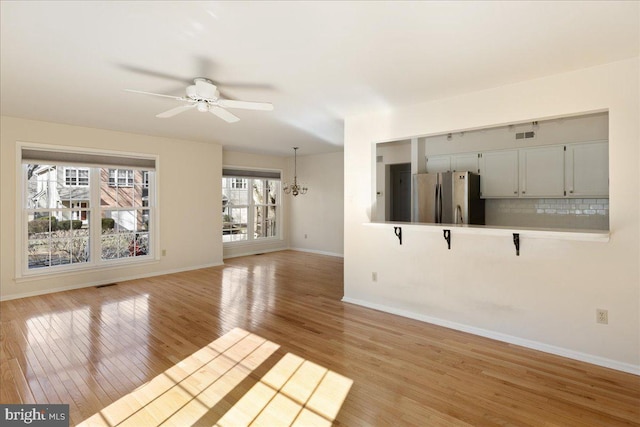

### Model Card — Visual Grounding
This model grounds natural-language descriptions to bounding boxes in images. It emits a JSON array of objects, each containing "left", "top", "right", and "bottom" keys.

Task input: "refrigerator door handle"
[
  {"left": 456, "top": 205, "right": 463, "bottom": 224},
  {"left": 434, "top": 183, "right": 440, "bottom": 223},
  {"left": 437, "top": 183, "right": 443, "bottom": 223}
]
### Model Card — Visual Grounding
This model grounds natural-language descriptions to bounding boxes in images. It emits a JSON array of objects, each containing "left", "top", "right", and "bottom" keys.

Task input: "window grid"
[
  {"left": 222, "top": 177, "right": 280, "bottom": 243},
  {"left": 23, "top": 163, "right": 155, "bottom": 274}
]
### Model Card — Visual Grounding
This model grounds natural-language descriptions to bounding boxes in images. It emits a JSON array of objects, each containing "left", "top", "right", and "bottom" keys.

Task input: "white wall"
[
  {"left": 289, "top": 151, "right": 344, "bottom": 257},
  {"left": 343, "top": 58, "right": 639, "bottom": 373},
  {"left": 421, "top": 112, "right": 609, "bottom": 155},
  {"left": 1, "top": 117, "right": 223, "bottom": 300},
  {"left": 222, "top": 150, "right": 289, "bottom": 258}
]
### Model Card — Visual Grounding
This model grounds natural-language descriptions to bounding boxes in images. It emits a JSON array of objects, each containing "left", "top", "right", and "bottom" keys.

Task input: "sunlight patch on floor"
[{"left": 78, "top": 327, "right": 352, "bottom": 426}]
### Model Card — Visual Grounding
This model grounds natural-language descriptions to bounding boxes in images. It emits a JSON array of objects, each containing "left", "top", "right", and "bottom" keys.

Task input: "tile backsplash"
[{"left": 485, "top": 198, "right": 609, "bottom": 230}]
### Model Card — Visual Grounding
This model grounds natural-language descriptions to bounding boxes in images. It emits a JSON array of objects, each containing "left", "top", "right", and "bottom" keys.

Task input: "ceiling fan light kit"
[{"left": 126, "top": 77, "right": 273, "bottom": 123}]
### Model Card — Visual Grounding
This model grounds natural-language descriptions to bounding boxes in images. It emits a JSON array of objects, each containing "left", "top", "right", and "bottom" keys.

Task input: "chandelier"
[{"left": 283, "top": 147, "right": 308, "bottom": 196}]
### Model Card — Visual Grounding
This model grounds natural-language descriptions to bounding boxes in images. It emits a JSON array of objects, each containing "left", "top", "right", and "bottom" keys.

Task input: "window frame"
[
  {"left": 17, "top": 143, "right": 159, "bottom": 279},
  {"left": 222, "top": 169, "right": 282, "bottom": 245}
]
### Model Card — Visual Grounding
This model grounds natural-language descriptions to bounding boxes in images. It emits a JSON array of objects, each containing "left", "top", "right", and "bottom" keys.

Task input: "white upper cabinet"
[
  {"left": 480, "top": 150, "right": 519, "bottom": 198},
  {"left": 451, "top": 153, "right": 479, "bottom": 173},
  {"left": 519, "top": 145, "right": 565, "bottom": 197},
  {"left": 425, "top": 155, "right": 451, "bottom": 173},
  {"left": 431, "top": 141, "right": 608, "bottom": 199},
  {"left": 565, "top": 141, "right": 609, "bottom": 197}
]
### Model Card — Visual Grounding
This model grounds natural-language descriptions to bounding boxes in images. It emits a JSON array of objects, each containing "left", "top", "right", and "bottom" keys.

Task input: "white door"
[
  {"left": 519, "top": 145, "right": 565, "bottom": 197},
  {"left": 565, "top": 141, "right": 609, "bottom": 197},
  {"left": 480, "top": 150, "right": 519, "bottom": 198}
]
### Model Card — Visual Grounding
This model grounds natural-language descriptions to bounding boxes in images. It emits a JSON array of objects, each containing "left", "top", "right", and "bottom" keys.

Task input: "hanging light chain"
[{"left": 283, "top": 147, "right": 308, "bottom": 196}]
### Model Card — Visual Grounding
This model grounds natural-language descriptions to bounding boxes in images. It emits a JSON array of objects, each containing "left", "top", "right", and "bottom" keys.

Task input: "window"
[
  {"left": 21, "top": 146, "right": 156, "bottom": 275},
  {"left": 230, "top": 178, "right": 247, "bottom": 189},
  {"left": 222, "top": 169, "right": 281, "bottom": 243},
  {"left": 108, "top": 169, "right": 134, "bottom": 187},
  {"left": 64, "top": 167, "right": 89, "bottom": 186}
]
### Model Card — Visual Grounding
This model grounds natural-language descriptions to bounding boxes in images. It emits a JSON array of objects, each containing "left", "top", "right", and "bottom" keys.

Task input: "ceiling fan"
[{"left": 126, "top": 78, "right": 273, "bottom": 123}]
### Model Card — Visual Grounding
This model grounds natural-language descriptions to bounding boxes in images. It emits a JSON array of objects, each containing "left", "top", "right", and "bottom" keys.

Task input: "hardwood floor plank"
[{"left": 1, "top": 250, "right": 638, "bottom": 426}]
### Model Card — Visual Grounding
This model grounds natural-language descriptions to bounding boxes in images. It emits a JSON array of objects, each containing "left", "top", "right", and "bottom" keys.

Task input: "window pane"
[
  {"left": 23, "top": 161, "right": 154, "bottom": 274},
  {"left": 101, "top": 210, "right": 149, "bottom": 259},
  {"left": 253, "top": 206, "right": 277, "bottom": 239},
  {"left": 222, "top": 206, "right": 248, "bottom": 242},
  {"left": 222, "top": 174, "right": 280, "bottom": 243},
  {"left": 267, "top": 180, "right": 280, "bottom": 205},
  {"left": 222, "top": 178, "right": 249, "bottom": 205},
  {"left": 116, "top": 186, "right": 134, "bottom": 207},
  {"left": 103, "top": 169, "right": 146, "bottom": 208},
  {"left": 252, "top": 180, "right": 265, "bottom": 204},
  {"left": 71, "top": 238, "right": 90, "bottom": 263},
  {"left": 26, "top": 165, "right": 57, "bottom": 209},
  {"left": 28, "top": 239, "right": 50, "bottom": 269},
  {"left": 27, "top": 210, "right": 90, "bottom": 269},
  {"left": 102, "top": 233, "right": 134, "bottom": 260}
]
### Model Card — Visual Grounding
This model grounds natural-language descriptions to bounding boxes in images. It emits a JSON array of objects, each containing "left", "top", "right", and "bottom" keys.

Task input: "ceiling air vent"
[{"left": 516, "top": 131, "right": 535, "bottom": 140}]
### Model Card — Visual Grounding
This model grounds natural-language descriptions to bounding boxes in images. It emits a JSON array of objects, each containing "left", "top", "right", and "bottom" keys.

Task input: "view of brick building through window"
[{"left": 26, "top": 165, "right": 150, "bottom": 269}]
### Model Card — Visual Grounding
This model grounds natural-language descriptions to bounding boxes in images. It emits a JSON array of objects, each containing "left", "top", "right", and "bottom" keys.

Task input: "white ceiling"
[{"left": 1, "top": 1, "right": 638, "bottom": 156}]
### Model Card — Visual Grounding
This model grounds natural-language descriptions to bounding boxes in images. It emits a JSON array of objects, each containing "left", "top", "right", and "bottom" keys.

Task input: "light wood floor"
[{"left": 1, "top": 250, "right": 639, "bottom": 426}]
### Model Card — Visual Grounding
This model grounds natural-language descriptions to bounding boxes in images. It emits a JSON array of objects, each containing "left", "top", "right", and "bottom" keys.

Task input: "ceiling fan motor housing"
[{"left": 186, "top": 79, "right": 219, "bottom": 102}]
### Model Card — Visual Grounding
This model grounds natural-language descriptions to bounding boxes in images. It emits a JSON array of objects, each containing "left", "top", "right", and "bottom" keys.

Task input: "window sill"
[{"left": 16, "top": 257, "right": 160, "bottom": 283}]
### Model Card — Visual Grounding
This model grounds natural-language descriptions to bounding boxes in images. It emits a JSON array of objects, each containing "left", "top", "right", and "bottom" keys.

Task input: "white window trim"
[
  {"left": 222, "top": 167, "right": 283, "bottom": 246},
  {"left": 16, "top": 142, "right": 160, "bottom": 279}
]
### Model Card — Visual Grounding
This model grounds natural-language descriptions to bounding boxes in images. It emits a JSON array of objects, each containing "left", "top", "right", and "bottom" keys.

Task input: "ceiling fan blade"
[
  {"left": 156, "top": 104, "right": 196, "bottom": 118},
  {"left": 125, "top": 89, "right": 185, "bottom": 101},
  {"left": 218, "top": 99, "right": 274, "bottom": 111},
  {"left": 209, "top": 106, "right": 240, "bottom": 123}
]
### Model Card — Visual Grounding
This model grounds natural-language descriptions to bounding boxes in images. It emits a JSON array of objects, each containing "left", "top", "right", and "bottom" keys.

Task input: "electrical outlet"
[
  {"left": 304, "top": 234, "right": 308, "bottom": 239},
  {"left": 162, "top": 249, "right": 167, "bottom": 256},
  {"left": 596, "top": 309, "right": 608, "bottom": 324},
  {"left": 372, "top": 272, "right": 377, "bottom": 282}
]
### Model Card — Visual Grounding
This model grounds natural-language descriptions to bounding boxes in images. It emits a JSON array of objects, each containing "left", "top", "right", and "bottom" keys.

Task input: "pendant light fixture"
[{"left": 283, "top": 147, "right": 308, "bottom": 196}]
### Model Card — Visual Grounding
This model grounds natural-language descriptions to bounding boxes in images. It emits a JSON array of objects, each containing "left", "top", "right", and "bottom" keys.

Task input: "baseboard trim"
[
  {"left": 341, "top": 296, "right": 640, "bottom": 376},
  {"left": 1, "top": 262, "right": 224, "bottom": 301},
  {"left": 288, "top": 247, "right": 344, "bottom": 258},
  {"left": 223, "top": 247, "right": 287, "bottom": 259}
]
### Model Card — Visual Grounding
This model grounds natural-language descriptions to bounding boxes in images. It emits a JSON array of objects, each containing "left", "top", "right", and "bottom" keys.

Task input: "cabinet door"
[
  {"left": 480, "top": 150, "right": 518, "bottom": 198},
  {"left": 425, "top": 155, "right": 451, "bottom": 173},
  {"left": 451, "top": 153, "right": 479, "bottom": 173},
  {"left": 519, "top": 145, "right": 565, "bottom": 197},
  {"left": 565, "top": 141, "right": 608, "bottom": 197}
]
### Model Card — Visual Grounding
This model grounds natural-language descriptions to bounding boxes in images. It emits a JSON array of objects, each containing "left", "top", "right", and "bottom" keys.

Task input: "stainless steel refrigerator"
[{"left": 413, "top": 171, "right": 485, "bottom": 225}]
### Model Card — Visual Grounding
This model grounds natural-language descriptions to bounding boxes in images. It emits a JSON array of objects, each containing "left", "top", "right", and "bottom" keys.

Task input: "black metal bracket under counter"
[
  {"left": 394, "top": 226, "right": 402, "bottom": 245},
  {"left": 513, "top": 233, "right": 520, "bottom": 256},
  {"left": 443, "top": 229, "right": 451, "bottom": 250}
]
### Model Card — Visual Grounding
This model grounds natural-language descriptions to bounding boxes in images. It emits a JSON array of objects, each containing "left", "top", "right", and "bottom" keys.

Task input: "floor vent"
[{"left": 96, "top": 283, "right": 117, "bottom": 288}]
